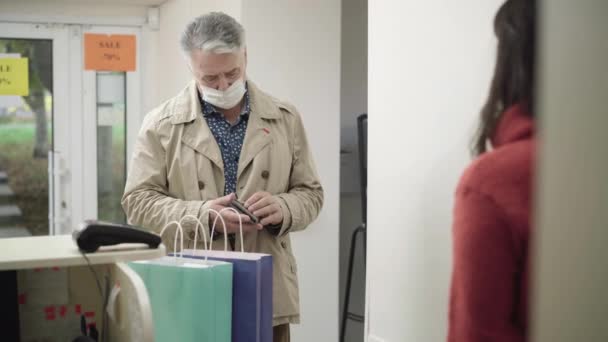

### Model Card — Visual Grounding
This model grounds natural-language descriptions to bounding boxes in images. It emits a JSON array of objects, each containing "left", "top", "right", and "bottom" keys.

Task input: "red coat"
[{"left": 448, "top": 104, "right": 535, "bottom": 342}]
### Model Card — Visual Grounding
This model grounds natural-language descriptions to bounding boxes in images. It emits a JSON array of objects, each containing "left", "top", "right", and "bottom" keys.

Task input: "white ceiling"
[{"left": 18, "top": 0, "right": 169, "bottom": 6}]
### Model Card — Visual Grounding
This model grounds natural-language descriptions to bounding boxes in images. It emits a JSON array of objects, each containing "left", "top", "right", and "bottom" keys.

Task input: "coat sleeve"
[
  {"left": 121, "top": 115, "right": 212, "bottom": 250},
  {"left": 274, "top": 110, "right": 324, "bottom": 236},
  {"left": 448, "top": 188, "right": 524, "bottom": 342}
]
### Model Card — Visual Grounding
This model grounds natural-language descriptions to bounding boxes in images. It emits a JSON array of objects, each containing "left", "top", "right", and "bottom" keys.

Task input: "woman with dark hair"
[{"left": 448, "top": 0, "right": 536, "bottom": 341}]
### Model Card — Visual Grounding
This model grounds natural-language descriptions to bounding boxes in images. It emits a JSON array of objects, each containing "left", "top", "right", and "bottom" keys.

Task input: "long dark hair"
[{"left": 473, "top": 0, "right": 537, "bottom": 155}]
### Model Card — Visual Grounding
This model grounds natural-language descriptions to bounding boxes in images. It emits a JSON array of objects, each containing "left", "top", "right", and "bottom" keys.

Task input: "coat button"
[
  {"left": 281, "top": 241, "right": 287, "bottom": 249},
  {"left": 261, "top": 170, "right": 270, "bottom": 179},
  {"left": 198, "top": 181, "right": 205, "bottom": 190}
]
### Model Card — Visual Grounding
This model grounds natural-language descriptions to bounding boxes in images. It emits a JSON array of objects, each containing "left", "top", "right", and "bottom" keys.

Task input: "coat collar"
[
  {"left": 170, "top": 80, "right": 282, "bottom": 125},
  {"left": 491, "top": 103, "right": 535, "bottom": 148},
  {"left": 172, "top": 80, "right": 280, "bottom": 175}
]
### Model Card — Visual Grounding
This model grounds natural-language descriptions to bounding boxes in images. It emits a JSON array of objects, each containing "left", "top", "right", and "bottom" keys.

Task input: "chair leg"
[
  {"left": 340, "top": 224, "right": 365, "bottom": 342},
  {"left": 362, "top": 224, "right": 367, "bottom": 265}
]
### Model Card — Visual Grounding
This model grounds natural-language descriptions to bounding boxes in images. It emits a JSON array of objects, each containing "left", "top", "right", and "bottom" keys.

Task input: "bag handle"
[
  {"left": 209, "top": 207, "right": 245, "bottom": 253},
  {"left": 178, "top": 215, "right": 208, "bottom": 255},
  {"left": 158, "top": 221, "right": 184, "bottom": 258},
  {"left": 208, "top": 208, "right": 228, "bottom": 252}
]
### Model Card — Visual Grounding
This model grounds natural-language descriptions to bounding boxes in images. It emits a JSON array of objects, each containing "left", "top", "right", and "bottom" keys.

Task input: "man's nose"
[{"left": 218, "top": 76, "right": 231, "bottom": 91}]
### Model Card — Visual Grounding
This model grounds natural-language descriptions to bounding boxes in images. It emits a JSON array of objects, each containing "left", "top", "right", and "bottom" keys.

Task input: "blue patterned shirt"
[{"left": 199, "top": 86, "right": 251, "bottom": 195}]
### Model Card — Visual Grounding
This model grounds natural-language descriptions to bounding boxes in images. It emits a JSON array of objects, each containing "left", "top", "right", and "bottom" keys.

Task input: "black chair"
[{"left": 340, "top": 114, "right": 367, "bottom": 342}]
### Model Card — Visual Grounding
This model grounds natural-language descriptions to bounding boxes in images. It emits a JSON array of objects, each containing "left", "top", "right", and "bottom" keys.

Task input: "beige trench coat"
[{"left": 122, "top": 80, "right": 324, "bottom": 325}]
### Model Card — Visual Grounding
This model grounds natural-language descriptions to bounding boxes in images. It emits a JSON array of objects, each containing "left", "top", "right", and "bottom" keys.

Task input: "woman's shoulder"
[{"left": 457, "top": 139, "right": 535, "bottom": 198}]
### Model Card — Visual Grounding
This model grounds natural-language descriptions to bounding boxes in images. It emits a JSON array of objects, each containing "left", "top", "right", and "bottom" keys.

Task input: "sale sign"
[
  {"left": 0, "top": 57, "right": 29, "bottom": 96},
  {"left": 84, "top": 33, "right": 136, "bottom": 72}
]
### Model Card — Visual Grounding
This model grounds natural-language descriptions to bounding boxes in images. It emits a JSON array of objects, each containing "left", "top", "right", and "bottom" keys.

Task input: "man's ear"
[{"left": 183, "top": 52, "right": 193, "bottom": 72}]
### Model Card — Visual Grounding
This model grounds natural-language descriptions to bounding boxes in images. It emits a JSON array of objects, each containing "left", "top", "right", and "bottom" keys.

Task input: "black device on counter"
[
  {"left": 230, "top": 200, "right": 260, "bottom": 224},
  {"left": 73, "top": 220, "right": 162, "bottom": 253}
]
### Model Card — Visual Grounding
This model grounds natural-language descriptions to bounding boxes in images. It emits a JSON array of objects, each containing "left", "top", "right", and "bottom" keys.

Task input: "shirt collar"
[{"left": 200, "top": 82, "right": 251, "bottom": 118}]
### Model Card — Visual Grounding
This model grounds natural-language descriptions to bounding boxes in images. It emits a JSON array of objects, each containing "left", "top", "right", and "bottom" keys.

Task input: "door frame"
[
  {"left": 80, "top": 25, "right": 142, "bottom": 222},
  {"left": 0, "top": 22, "right": 72, "bottom": 235}
]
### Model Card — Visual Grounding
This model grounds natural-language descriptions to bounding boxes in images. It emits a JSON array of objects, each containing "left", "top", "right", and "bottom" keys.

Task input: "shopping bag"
[
  {"left": 180, "top": 208, "right": 273, "bottom": 342},
  {"left": 129, "top": 220, "right": 233, "bottom": 342}
]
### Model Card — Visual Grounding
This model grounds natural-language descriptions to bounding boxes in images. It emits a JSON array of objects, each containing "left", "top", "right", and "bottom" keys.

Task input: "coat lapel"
[
  {"left": 173, "top": 81, "right": 224, "bottom": 171},
  {"left": 181, "top": 116, "right": 224, "bottom": 171},
  {"left": 237, "top": 82, "right": 281, "bottom": 179}
]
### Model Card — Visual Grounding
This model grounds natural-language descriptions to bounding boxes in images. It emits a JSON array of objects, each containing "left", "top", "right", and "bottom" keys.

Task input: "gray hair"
[{"left": 180, "top": 12, "right": 245, "bottom": 55}]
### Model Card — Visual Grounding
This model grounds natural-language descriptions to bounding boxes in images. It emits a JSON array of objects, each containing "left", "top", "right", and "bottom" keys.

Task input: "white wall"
[
  {"left": 0, "top": 0, "right": 149, "bottom": 25},
  {"left": 366, "top": 1, "right": 502, "bottom": 341},
  {"left": 242, "top": 1, "right": 341, "bottom": 341},
  {"left": 531, "top": 1, "right": 608, "bottom": 341}
]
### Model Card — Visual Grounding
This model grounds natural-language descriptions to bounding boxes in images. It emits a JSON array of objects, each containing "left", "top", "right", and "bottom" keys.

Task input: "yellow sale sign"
[{"left": 0, "top": 57, "right": 29, "bottom": 96}]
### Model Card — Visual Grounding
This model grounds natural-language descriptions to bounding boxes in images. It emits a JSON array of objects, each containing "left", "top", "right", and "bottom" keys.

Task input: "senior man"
[{"left": 122, "top": 11, "right": 323, "bottom": 341}]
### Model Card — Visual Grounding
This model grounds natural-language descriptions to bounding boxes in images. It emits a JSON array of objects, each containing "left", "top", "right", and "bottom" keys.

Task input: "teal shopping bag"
[{"left": 129, "top": 256, "right": 233, "bottom": 342}]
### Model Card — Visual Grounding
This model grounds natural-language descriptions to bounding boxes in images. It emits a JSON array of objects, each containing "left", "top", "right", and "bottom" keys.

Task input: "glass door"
[
  {"left": 95, "top": 71, "right": 128, "bottom": 223},
  {"left": 82, "top": 26, "right": 141, "bottom": 224},
  {"left": 0, "top": 23, "right": 71, "bottom": 237},
  {"left": 0, "top": 22, "right": 143, "bottom": 236}
]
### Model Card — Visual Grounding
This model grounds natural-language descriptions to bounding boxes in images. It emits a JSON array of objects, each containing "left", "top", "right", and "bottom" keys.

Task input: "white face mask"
[{"left": 199, "top": 78, "right": 246, "bottom": 110}]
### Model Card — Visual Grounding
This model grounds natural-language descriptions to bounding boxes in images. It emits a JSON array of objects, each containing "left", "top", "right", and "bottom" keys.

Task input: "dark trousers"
[{"left": 273, "top": 324, "right": 290, "bottom": 342}]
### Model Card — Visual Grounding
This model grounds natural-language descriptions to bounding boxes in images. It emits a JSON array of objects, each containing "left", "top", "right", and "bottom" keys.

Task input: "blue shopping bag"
[{"left": 181, "top": 249, "right": 272, "bottom": 342}]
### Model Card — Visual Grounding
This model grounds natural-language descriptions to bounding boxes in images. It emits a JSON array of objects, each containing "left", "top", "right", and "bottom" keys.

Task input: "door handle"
[{"left": 48, "top": 150, "right": 70, "bottom": 235}]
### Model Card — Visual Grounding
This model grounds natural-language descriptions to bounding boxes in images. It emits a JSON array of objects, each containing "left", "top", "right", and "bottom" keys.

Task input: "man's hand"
[
  {"left": 245, "top": 192, "right": 283, "bottom": 227},
  {"left": 208, "top": 193, "right": 263, "bottom": 234}
]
